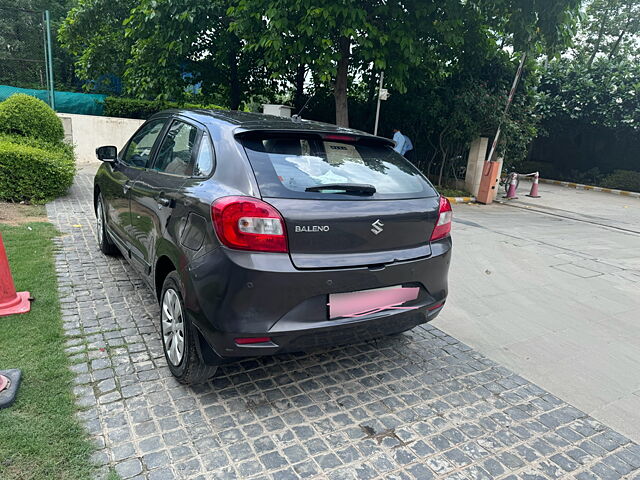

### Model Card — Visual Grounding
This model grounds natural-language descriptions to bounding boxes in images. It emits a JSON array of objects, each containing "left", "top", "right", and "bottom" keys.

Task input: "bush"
[
  {"left": 0, "top": 136, "right": 76, "bottom": 203},
  {"left": 0, "top": 94, "right": 65, "bottom": 144},
  {"left": 103, "top": 97, "right": 225, "bottom": 119},
  {"left": 600, "top": 170, "right": 640, "bottom": 193}
]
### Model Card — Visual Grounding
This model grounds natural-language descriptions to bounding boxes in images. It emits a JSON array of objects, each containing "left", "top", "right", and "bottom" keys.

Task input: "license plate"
[{"left": 328, "top": 286, "right": 419, "bottom": 319}]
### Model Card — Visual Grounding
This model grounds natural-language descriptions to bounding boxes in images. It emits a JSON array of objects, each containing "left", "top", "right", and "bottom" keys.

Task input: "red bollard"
[
  {"left": 527, "top": 172, "right": 541, "bottom": 198},
  {"left": 504, "top": 173, "right": 518, "bottom": 199},
  {"left": 0, "top": 232, "right": 31, "bottom": 317}
]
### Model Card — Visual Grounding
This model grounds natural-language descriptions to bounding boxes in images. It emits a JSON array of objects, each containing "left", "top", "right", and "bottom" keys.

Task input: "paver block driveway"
[{"left": 48, "top": 168, "right": 640, "bottom": 479}]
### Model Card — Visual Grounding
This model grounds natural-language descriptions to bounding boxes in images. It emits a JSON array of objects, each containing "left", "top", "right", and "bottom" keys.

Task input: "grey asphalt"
[{"left": 435, "top": 182, "right": 640, "bottom": 444}]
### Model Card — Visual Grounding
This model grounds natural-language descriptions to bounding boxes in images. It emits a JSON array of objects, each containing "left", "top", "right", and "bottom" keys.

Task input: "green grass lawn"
[{"left": 0, "top": 222, "right": 94, "bottom": 480}]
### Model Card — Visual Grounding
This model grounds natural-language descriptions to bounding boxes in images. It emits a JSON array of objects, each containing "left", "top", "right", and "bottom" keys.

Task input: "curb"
[
  {"left": 446, "top": 196, "right": 476, "bottom": 204},
  {"left": 535, "top": 178, "right": 640, "bottom": 199}
]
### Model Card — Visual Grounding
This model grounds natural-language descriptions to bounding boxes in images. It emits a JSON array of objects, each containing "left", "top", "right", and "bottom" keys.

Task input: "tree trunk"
[
  {"left": 228, "top": 36, "right": 241, "bottom": 110},
  {"left": 334, "top": 36, "right": 350, "bottom": 127},
  {"left": 608, "top": 29, "right": 627, "bottom": 59},
  {"left": 587, "top": 12, "right": 608, "bottom": 69},
  {"left": 293, "top": 64, "right": 306, "bottom": 112}
]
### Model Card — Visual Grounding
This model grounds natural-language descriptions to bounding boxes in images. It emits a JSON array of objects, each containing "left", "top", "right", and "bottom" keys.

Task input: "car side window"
[
  {"left": 193, "top": 133, "right": 215, "bottom": 177},
  {"left": 153, "top": 121, "right": 199, "bottom": 176},
  {"left": 122, "top": 120, "right": 165, "bottom": 168}
]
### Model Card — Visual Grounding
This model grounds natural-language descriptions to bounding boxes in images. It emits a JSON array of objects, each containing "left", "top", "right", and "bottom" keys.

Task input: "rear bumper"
[{"left": 183, "top": 238, "right": 451, "bottom": 359}]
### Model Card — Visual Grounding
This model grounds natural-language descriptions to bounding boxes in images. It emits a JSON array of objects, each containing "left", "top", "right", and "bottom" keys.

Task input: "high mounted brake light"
[
  {"left": 429, "top": 196, "right": 453, "bottom": 241},
  {"left": 323, "top": 134, "right": 357, "bottom": 142},
  {"left": 211, "top": 196, "right": 288, "bottom": 253}
]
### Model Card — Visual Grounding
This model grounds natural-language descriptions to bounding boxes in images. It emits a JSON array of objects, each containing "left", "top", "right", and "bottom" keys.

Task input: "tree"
[
  {"left": 1, "top": 0, "right": 74, "bottom": 89},
  {"left": 59, "top": 0, "right": 135, "bottom": 91},
  {"left": 230, "top": 0, "right": 581, "bottom": 127},
  {"left": 121, "top": 0, "right": 275, "bottom": 109},
  {"left": 581, "top": 0, "right": 640, "bottom": 67}
]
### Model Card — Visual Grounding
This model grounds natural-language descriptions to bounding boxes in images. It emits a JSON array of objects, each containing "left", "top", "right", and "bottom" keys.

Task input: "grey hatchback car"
[{"left": 94, "top": 109, "right": 452, "bottom": 384}]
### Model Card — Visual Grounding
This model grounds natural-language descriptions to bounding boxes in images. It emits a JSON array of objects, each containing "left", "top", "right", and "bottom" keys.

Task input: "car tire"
[
  {"left": 160, "top": 271, "right": 218, "bottom": 384},
  {"left": 96, "top": 194, "right": 119, "bottom": 256}
]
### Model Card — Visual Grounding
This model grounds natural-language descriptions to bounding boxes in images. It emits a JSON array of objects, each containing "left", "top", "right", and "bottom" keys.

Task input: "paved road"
[
  {"left": 47, "top": 169, "right": 640, "bottom": 479},
  {"left": 435, "top": 182, "right": 640, "bottom": 444}
]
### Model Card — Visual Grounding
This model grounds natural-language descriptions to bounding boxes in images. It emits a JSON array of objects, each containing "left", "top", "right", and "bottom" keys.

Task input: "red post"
[{"left": 0, "top": 232, "right": 31, "bottom": 317}]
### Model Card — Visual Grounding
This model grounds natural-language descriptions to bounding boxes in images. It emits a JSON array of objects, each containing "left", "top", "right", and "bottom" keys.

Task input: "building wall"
[{"left": 57, "top": 113, "right": 145, "bottom": 165}]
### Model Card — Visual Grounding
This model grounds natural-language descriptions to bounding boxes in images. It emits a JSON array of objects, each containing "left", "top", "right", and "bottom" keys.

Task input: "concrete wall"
[{"left": 57, "top": 113, "right": 145, "bottom": 165}]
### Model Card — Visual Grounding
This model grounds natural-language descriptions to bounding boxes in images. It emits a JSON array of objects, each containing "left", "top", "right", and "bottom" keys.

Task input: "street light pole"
[{"left": 373, "top": 71, "right": 384, "bottom": 136}]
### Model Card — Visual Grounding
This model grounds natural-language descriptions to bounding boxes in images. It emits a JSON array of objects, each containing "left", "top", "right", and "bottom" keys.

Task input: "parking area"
[
  {"left": 436, "top": 182, "right": 640, "bottom": 444},
  {"left": 47, "top": 168, "right": 640, "bottom": 479}
]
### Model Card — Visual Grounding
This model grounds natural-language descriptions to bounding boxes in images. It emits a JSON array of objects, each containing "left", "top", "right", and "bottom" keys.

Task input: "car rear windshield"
[{"left": 240, "top": 134, "right": 437, "bottom": 200}]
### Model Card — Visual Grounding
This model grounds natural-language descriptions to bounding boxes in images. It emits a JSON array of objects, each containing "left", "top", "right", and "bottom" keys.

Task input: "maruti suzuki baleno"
[{"left": 94, "top": 110, "right": 452, "bottom": 384}]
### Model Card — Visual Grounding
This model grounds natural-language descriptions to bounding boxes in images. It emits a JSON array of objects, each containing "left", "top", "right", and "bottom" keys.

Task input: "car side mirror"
[{"left": 96, "top": 145, "right": 117, "bottom": 162}]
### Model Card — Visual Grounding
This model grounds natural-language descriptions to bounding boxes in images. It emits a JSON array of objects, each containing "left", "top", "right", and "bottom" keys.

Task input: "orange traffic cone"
[
  {"left": 0, "top": 232, "right": 31, "bottom": 317},
  {"left": 504, "top": 173, "right": 518, "bottom": 199},
  {"left": 527, "top": 172, "right": 541, "bottom": 198}
]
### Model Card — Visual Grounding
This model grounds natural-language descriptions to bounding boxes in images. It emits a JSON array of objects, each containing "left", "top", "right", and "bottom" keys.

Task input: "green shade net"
[{"left": 0, "top": 85, "right": 106, "bottom": 115}]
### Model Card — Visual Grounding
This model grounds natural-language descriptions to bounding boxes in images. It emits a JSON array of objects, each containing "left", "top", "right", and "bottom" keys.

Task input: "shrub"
[
  {"left": 0, "top": 94, "right": 65, "bottom": 144},
  {"left": 0, "top": 136, "right": 76, "bottom": 203},
  {"left": 103, "top": 97, "right": 224, "bottom": 119},
  {"left": 600, "top": 170, "right": 640, "bottom": 193}
]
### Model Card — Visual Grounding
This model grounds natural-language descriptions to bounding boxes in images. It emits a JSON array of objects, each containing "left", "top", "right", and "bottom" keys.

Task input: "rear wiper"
[{"left": 305, "top": 183, "right": 376, "bottom": 195}]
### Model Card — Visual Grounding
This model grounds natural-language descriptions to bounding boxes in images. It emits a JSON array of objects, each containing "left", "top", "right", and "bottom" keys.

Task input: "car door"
[
  {"left": 129, "top": 118, "right": 203, "bottom": 273},
  {"left": 103, "top": 118, "right": 167, "bottom": 246}
]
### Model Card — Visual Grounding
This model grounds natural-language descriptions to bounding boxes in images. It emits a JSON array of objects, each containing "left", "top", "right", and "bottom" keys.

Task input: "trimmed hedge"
[
  {"left": 0, "top": 94, "right": 65, "bottom": 144},
  {"left": 601, "top": 170, "right": 640, "bottom": 193},
  {"left": 103, "top": 97, "right": 225, "bottom": 120},
  {"left": 0, "top": 136, "right": 76, "bottom": 203}
]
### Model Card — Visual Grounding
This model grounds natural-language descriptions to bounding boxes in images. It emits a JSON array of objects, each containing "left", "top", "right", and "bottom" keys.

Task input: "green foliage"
[
  {"left": 538, "top": 57, "right": 640, "bottom": 131},
  {"left": 601, "top": 170, "right": 640, "bottom": 192},
  {"left": 102, "top": 97, "right": 224, "bottom": 119},
  {"left": 120, "top": 0, "right": 273, "bottom": 109},
  {"left": 0, "top": 94, "right": 65, "bottom": 144},
  {"left": 0, "top": 136, "right": 76, "bottom": 203},
  {"left": 579, "top": 0, "right": 640, "bottom": 66},
  {"left": 58, "top": 0, "right": 135, "bottom": 88},
  {"left": 0, "top": 0, "right": 74, "bottom": 90},
  {"left": 533, "top": 0, "right": 640, "bottom": 180}
]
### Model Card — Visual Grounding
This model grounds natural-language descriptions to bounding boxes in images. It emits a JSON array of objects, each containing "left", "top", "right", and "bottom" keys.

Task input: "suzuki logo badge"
[{"left": 371, "top": 219, "right": 384, "bottom": 235}]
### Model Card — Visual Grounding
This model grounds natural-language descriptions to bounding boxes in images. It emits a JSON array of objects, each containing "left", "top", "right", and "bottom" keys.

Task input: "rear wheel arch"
[{"left": 154, "top": 255, "right": 176, "bottom": 302}]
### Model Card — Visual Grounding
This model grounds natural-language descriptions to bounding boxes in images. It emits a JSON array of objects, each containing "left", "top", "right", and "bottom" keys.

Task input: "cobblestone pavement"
[{"left": 47, "top": 169, "right": 640, "bottom": 480}]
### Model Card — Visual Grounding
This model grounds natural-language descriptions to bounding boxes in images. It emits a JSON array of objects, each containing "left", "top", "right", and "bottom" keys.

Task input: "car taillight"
[
  {"left": 211, "top": 196, "right": 288, "bottom": 253},
  {"left": 430, "top": 196, "right": 453, "bottom": 241}
]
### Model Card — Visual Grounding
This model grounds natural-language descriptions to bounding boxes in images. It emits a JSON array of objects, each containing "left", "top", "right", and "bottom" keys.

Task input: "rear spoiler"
[{"left": 233, "top": 128, "right": 395, "bottom": 147}]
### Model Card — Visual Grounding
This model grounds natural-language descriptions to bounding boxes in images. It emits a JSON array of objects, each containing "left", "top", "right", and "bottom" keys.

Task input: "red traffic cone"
[
  {"left": 0, "top": 232, "right": 31, "bottom": 317},
  {"left": 504, "top": 173, "right": 518, "bottom": 199},
  {"left": 527, "top": 172, "right": 541, "bottom": 198}
]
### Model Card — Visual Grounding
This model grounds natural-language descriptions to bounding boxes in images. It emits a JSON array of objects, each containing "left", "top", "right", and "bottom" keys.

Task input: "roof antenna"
[{"left": 291, "top": 94, "right": 314, "bottom": 122}]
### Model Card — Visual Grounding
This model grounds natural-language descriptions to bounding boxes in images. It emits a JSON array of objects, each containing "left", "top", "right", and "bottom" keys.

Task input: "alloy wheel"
[{"left": 162, "top": 288, "right": 185, "bottom": 366}]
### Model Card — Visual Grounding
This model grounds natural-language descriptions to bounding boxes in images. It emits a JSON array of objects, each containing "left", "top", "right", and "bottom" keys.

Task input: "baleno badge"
[
  {"left": 295, "top": 225, "right": 330, "bottom": 233},
  {"left": 371, "top": 219, "right": 384, "bottom": 235}
]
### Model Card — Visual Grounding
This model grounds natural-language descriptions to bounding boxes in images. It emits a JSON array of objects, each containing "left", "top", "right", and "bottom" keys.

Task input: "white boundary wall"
[{"left": 57, "top": 113, "right": 145, "bottom": 165}]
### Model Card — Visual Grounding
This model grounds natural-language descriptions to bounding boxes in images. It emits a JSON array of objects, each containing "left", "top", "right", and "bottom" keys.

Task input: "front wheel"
[
  {"left": 96, "top": 194, "right": 119, "bottom": 256},
  {"left": 160, "top": 272, "right": 218, "bottom": 384}
]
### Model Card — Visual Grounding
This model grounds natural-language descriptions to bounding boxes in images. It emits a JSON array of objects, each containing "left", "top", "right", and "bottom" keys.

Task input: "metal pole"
[
  {"left": 486, "top": 52, "right": 527, "bottom": 163},
  {"left": 44, "top": 10, "right": 55, "bottom": 110},
  {"left": 373, "top": 71, "right": 384, "bottom": 136},
  {"left": 42, "top": 12, "right": 49, "bottom": 92}
]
